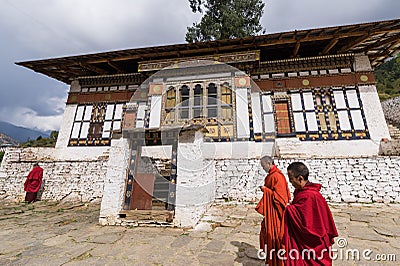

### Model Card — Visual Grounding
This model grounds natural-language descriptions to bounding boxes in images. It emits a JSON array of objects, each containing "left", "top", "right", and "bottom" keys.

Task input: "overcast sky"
[{"left": 0, "top": 0, "right": 399, "bottom": 132}]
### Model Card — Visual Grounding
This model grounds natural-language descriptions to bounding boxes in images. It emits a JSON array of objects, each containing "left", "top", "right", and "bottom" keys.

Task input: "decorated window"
[
  {"left": 220, "top": 82, "right": 233, "bottom": 121},
  {"left": 164, "top": 86, "right": 176, "bottom": 123},
  {"left": 290, "top": 87, "right": 368, "bottom": 141},
  {"left": 193, "top": 84, "right": 204, "bottom": 119},
  {"left": 206, "top": 83, "right": 218, "bottom": 118},
  {"left": 178, "top": 85, "right": 190, "bottom": 120},
  {"left": 162, "top": 81, "right": 235, "bottom": 140},
  {"left": 69, "top": 102, "right": 124, "bottom": 146}
]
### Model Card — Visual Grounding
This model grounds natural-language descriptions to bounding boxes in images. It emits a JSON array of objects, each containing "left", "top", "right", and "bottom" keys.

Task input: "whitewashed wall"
[
  {"left": 0, "top": 147, "right": 109, "bottom": 202},
  {"left": 56, "top": 105, "right": 77, "bottom": 148},
  {"left": 275, "top": 138, "right": 381, "bottom": 158},
  {"left": 359, "top": 85, "right": 391, "bottom": 141},
  {"left": 214, "top": 157, "right": 400, "bottom": 203}
]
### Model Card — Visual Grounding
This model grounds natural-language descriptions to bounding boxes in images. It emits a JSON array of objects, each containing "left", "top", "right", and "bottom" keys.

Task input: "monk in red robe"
[
  {"left": 24, "top": 163, "right": 43, "bottom": 203},
  {"left": 283, "top": 162, "right": 338, "bottom": 265},
  {"left": 256, "top": 156, "right": 291, "bottom": 265}
]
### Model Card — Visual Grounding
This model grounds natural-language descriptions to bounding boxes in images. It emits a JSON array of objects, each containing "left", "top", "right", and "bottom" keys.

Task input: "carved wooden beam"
[{"left": 321, "top": 38, "right": 340, "bottom": 55}]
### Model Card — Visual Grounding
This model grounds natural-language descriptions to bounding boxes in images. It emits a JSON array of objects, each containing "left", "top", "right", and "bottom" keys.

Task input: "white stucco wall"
[
  {"left": 251, "top": 92, "right": 263, "bottom": 134},
  {"left": 56, "top": 104, "right": 77, "bottom": 148},
  {"left": 236, "top": 88, "right": 250, "bottom": 138},
  {"left": 201, "top": 141, "right": 275, "bottom": 159},
  {"left": 275, "top": 138, "right": 381, "bottom": 158},
  {"left": 359, "top": 85, "right": 391, "bottom": 141},
  {"left": 149, "top": 95, "right": 162, "bottom": 128}
]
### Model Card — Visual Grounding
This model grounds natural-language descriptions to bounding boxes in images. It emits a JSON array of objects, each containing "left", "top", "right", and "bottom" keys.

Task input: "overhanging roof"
[{"left": 16, "top": 18, "right": 400, "bottom": 84}]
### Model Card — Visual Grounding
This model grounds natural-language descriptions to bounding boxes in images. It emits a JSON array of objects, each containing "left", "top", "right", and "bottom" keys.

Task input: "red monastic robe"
[
  {"left": 24, "top": 166, "right": 43, "bottom": 193},
  {"left": 283, "top": 182, "right": 338, "bottom": 266},
  {"left": 258, "top": 165, "right": 291, "bottom": 266}
]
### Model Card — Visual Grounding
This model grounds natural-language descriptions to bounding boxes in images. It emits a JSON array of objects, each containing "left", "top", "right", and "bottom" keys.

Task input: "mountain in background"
[
  {"left": 0, "top": 132, "right": 19, "bottom": 146},
  {"left": 0, "top": 121, "right": 49, "bottom": 143}
]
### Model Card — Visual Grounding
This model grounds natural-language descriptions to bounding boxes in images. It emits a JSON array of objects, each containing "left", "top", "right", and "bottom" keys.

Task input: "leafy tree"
[
  {"left": 0, "top": 151, "right": 4, "bottom": 165},
  {"left": 374, "top": 54, "right": 400, "bottom": 101},
  {"left": 186, "top": 0, "right": 266, "bottom": 43},
  {"left": 50, "top": 131, "right": 59, "bottom": 141}
]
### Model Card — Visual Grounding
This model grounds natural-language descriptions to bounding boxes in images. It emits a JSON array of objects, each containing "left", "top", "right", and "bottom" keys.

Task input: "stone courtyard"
[{"left": 0, "top": 199, "right": 399, "bottom": 266}]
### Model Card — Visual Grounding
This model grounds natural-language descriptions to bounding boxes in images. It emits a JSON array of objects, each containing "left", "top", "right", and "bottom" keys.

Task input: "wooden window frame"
[
  {"left": 69, "top": 102, "right": 124, "bottom": 146},
  {"left": 161, "top": 80, "right": 235, "bottom": 140}
]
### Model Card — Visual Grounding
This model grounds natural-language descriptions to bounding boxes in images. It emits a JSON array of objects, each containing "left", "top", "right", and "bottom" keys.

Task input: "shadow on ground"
[{"left": 231, "top": 241, "right": 265, "bottom": 266}]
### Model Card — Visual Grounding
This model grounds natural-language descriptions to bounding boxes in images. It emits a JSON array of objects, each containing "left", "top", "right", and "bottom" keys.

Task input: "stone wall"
[
  {"left": 214, "top": 157, "right": 400, "bottom": 203},
  {"left": 382, "top": 96, "right": 400, "bottom": 128},
  {"left": 0, "top": 148, "right": 109, "bottom": 202},
  {"left": 380, "top": 140, "right": 400, "bottom": 156}
]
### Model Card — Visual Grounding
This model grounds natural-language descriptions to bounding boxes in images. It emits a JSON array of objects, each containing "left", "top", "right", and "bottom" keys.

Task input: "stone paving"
[{"left": 0, "top": 200, "right": 399, "bottom": 266}]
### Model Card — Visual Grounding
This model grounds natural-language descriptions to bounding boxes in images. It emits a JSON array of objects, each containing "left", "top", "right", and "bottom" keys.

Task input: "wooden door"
[
  {"left": 275, "top": 101, "right": 291, "bottom": 135},
  {"left": 130, "top": 173, "right": 155, "bottom": 210}
]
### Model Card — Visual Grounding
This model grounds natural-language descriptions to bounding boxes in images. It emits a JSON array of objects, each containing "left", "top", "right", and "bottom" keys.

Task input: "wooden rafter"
[
  {"left": 361, "top": 33, "right": 400, "bottom": 53},
  {"left": 292, "top": 41, "right": 301, "bottom": 58},
  {"left": 387, "top": 38, "right": 400, "bottom": 51},
  {"left": 338, "top": 35, "right": 370, "bottom": 53},
  {"left": 107, "top": 60, "right": 124, "bottom": 73},
  {"left": 78, "top": 62, "right": 107, "bottom": 75},
  {"left": 321, "top": 38, "right": 340, "bottom": 55}
]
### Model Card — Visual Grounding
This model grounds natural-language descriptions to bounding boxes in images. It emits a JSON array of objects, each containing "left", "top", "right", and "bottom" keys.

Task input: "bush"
[{"left": 20, "top": 131, "right": 58, "bottom": 148}]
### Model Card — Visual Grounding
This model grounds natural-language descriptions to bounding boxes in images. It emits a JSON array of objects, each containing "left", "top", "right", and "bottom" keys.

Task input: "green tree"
[
  {"left": 50, "top": 131, "right": 59, "bottom": 141},
  {"left": 186, "top": 0, "right": 265, "bottom": 43},
  {"left": 374, "top": 54, "right": 400, "bottom": 100},
  {"left": 0, "top": 151, "right": 4, "bottom": 165}
]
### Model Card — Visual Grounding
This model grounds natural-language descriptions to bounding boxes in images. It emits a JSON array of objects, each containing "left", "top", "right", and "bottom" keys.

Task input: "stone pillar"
[
  {"left": 69, "top": 80, "right": 81, "bottom": 93},
  {"left": 99, "top": 138, "right": 130, "bottom": 225},
  {"left": 174, "top": 130, "right": 215, "bottom": 228},
  {"left": 353, "top": 54, "right": 372, "bottom": 72}
]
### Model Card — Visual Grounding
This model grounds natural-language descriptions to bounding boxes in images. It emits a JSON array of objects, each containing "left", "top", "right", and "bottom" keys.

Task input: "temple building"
[{"left": 1, "top": 19, "right": 400, "bottom": 227}]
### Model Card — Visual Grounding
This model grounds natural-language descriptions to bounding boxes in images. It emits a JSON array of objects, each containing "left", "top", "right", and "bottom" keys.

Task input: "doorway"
[{"left": 120, "top": 129, "right": 178, "bottom": 222}]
